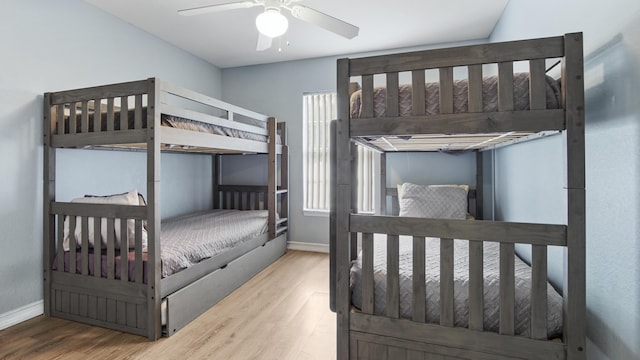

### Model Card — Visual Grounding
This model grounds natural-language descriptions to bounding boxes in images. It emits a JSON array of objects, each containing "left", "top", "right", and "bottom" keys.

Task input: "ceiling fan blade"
[
  {"left": 178, "top": 1, "right": 259, "bottom": 16},
  {"left": 289, "top": 4, "right": 359, "bottom": 39},
  {"left": 256, "top": 32, "right": 272, "bottom": 51}
]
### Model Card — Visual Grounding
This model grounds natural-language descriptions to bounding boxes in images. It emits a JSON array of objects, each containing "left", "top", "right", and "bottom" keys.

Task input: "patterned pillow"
[
  {"left": 62, "top": 189, "right": 148, "bottom": 251},
  {"left": 399, "top": 183, "right": 467, "bottom": 219}
]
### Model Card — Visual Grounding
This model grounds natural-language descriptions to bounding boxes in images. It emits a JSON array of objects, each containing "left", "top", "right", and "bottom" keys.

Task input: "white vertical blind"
[
  {"left": 303, "top": 92, "right": 374, "bottom": 213},
  {"left": 304, "top": 93, "right": 334, "bottom": 211},
  {"left": 357, "top": 145, "right": 374, "bottom": 213}
]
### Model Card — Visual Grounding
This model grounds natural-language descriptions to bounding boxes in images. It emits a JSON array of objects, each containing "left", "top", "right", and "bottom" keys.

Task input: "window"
[{"left": 303, "top": 92, "right": 374, "bottom": 213}]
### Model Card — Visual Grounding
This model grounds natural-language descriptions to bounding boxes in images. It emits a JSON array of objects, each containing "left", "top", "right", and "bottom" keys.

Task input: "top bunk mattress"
[
  {"left": 59, "top": 108, "right": 272, "bottom": 144},
  {"left": 348, "top": 72, "right": 564, "bottom": 152},
  {"left": 350, "top": 73, "right": 562, "bottom": 119}
]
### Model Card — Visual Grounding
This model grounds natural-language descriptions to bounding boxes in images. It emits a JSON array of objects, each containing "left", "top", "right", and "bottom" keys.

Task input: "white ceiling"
[{"left": 83, "top": 0, "right": 510, "bottom": 68}]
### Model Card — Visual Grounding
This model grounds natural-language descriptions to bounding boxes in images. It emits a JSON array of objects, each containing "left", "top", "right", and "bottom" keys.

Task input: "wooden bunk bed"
[
  {"left": 331, "top": 33, "right": 585, "bottom": 359},
  {"left": 43, "top": 78, "right": 289, "bottom": 340}
]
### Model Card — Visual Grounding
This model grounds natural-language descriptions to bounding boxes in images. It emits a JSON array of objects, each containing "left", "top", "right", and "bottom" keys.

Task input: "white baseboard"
[
  {"left": 287, "top": 241, "right": 329, "bottom": 253},
  {"left": 0, "top": 300, "right": 44, "bottom": 330}
]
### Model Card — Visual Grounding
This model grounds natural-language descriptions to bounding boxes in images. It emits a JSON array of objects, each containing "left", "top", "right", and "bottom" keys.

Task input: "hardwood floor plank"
[{"left": 0, "top": 251, "right": 336, "bottom": 360}]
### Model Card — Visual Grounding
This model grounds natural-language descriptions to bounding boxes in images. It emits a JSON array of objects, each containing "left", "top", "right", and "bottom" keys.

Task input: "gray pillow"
[{"left": 399, "top": 183, "right": 467, "bottom": 219}]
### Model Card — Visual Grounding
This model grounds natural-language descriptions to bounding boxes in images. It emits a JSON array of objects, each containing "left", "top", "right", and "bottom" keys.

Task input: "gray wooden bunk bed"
[
  {"left": 331, "top": 33, "right": 585, "bottom": 359},
  {"left": 43, "top": 78, "right": 289, "bottom": 340}
]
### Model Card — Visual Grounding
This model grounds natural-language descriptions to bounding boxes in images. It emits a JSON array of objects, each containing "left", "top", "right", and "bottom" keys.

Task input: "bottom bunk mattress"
[
  {"left": 160, "top": 209, "right": 270, "bottom": 277},
  {"left": 58, "top": 209, "right": 270, "bottom": 280},
  {"left": 350, "top": 235, "right": 563, "bottom": 338}
]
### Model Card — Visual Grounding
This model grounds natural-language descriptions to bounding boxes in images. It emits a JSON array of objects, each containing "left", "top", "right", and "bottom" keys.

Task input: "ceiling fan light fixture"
[{"left": 255, "top": 8, "right": 288, "bottom": 38}]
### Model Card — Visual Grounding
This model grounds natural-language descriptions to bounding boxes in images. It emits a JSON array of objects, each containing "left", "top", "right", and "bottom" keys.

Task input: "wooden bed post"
[
  {"left": 330, "top": 120, "right": 337, "bottom": 313},
  {"left": 43, "top": 93, "right": 55, "bottom": 317},
  {"left": 147, "top": 78, "right": 162, "bottom": 340},
  {"left": 563, "top": 32, "right": 586, "bottom": 360},
  {"left": 475, "top": 152, "right": 484, "bottom": 220},
  {"left": 212, "top": 155, "right": 220, "bottom": 209},
  {"left": 335, "top": 58, "right": 352, "bottom": 360},
  {"left": 379, "top": 153, "right": 387, "bottom": 215},
  {"left": 267, "top": 117, "right": 277, "bottom": 239},
  {"left": 350, "top": 142, "right": 358, "bottom": 261}
]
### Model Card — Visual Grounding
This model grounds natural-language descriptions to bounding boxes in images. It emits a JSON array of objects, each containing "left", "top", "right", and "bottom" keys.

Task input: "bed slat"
[
  {"left": 69, "top": 216, "right": 77, "bottom": 274},
  {"left": 120, "top": 96, "right": 128, "bottom": 131},
  {"left": 386, "top": 72, "right": 399, "bottom": 117},
  {"left": 135, "top": 94, "right": 143, "bottom": 129},
  {"left": 386, "top": 234, "right": 400, "bottom": 318},
  {"left": 468, "top": 65, "right": 483, "bottom": 113},
  {"left": 94, "top": 219, "right": 101, "bottom": 279},
  {"left": 529, "top": 59, "right": 546, "bottom": 110},
  {"left": 81, "top": 101, "right": 89, "bottom": 133},
  {"left": 121, "top": 219, "right": 129, "bottom": 283},
  {"left": 379, "top": 154, "right": 387, "bottom": 215},
  {"left": 244, "top": 192, "right": 251, "bottom": 210},
  {"left": 468, "top": 240, "right": 483, "bottom": 331},
  {"left": 498, "top": 62, "right": 514, "bottom": 111},
  {"left": 107, "top": 98, "right": 115, "bottom": 131},
  {"left": 412, "top": 236, "right": 426, "bottom": 323},
  {"left": 362, "top": 233, "right": 374, "bottom": 314},
  {"left": 440, "top": 238, "right": 454, "bottom": 327},
  {"left": 411, "top": 70, "right": 426, "bottom": 116},
  {"left": 81, "top": 217, "right": 89, "bottom": 276},
  {"left": 531, "top": 244, "right": 548, "bottom": 339},
  {"left": 107, "top": 219, "right": 115, "bottom": 280},
  {"left": 222, "top": 192, "right": 229, "bottom": 209},
  {"left": 135, "top": 220, "right": 143, "bottom": 284},
  {"left": 439, "top": 67, "right": 454, "bottom": 114},
  {"left": 69, "top": 103, "right": 77, "bottom": 134},
  {"left": 93, "top": 99, "right": 102, "bottom": 133},
  {"left": 248, "top": 192, "right": 255, "bottom": 210},
  {"left": 362, "top": 75, "right": 374, "bottom": 118},
  {"left": 499, "top": 242, "right": 515, "bottom": 335},
  {"left": 56, "top": 105, "right": 64, "bottom": 135}
]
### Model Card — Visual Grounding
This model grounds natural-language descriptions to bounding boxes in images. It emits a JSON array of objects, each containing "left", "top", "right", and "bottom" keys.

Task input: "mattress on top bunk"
[
  {"left": 59, "top": 108, "right": 272, "bottom": 143},
  {"left": 349, "top": 73, "right": 562, "bottom": 119},
  {"left": 350, "top": 234, "right": 563, "bottom": 338},
  {"left": 57, "top": 209, "right": 270, "bottom": 281}
]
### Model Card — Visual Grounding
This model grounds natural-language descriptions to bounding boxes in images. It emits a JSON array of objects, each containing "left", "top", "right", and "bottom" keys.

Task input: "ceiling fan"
[{"left": 178, "top": 0, "right": 359, "bottom": 51}]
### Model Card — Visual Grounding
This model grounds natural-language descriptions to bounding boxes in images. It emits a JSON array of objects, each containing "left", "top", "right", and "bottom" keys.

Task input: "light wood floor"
[{"left": 0, "top": 251, "right": 336, "bottom": 360}]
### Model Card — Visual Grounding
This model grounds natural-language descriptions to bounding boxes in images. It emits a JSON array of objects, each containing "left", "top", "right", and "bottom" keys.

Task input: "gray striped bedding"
[{"left": 161, "top": 209, "right": 269, "bottom": 277}]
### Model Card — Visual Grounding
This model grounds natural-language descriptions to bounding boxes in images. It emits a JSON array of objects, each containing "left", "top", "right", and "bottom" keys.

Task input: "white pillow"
[
  {"left": 62, "top": 189, "right": 148, "bottom": 251},
  {"left": 396, "top": 183, "right": 469, "bottom": 203},
  {"left": 398, "top": 183, "right": 467, "bottom": 219}
]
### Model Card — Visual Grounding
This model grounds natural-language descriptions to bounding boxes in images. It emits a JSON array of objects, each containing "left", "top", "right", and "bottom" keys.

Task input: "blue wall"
[
  {"left": 0, "top": 0, "right": 222, "bottom": 317},
  {"left": 221, "top": 40, "right": 484, "bottom": 248},
  {"left": 490, "top": 1, "right": 640, "bottom": 359}
]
